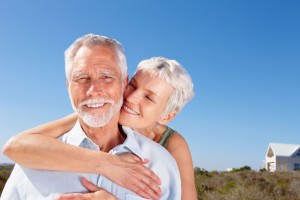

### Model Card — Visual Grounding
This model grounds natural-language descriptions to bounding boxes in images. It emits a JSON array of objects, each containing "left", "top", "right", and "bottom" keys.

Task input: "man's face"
[{"left": 68, "top": 45, "right": 125, "bottom": 127}]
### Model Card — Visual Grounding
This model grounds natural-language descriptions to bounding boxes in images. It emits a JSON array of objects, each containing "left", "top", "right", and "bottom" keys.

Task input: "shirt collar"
[
  {"left": 65, "top": 120, "right": 97, "bottom": 148},
  {"left": 66, "top": 121, "right": 144, "bottom": 160},
  {"left": 110, "top": 126, "right": 144, "bottom": 161},
  {"left": 65, "top": 121, "right": 85, "bottom": 146}
]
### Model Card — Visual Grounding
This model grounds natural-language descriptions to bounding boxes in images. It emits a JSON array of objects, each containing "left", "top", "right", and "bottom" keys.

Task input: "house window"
[
  {"left": 279, "top": 163, "right": 285, "bottom": 171},
  {"left": 293, "top": 150, "right": 300, "bottom": 157},
  {"left": 294, "top": 163, "right": 300, "bottom": 171}
]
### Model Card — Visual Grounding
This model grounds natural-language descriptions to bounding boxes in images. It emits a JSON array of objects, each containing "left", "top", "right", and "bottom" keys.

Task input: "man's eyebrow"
[
  {"left": 71, "top": 68, "right": 119, "bottom": 79},
  {"left": 99, "top": 69, "right": 114, "bottom": 75},
  {"left": 97, "top": 69, "right": 119, "bottom": 77},
  {"left": 72, "top": 70, "right": 88, "bottom": 78}
]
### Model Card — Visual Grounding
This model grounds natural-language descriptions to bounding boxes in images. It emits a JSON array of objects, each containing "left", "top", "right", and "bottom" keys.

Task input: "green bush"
[{"left": 231, "top": 165, "right": 252, "bottom": 172}]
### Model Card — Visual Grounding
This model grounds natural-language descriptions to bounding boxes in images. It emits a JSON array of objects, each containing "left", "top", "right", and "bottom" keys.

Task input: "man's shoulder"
[
  {"left": 124, "top": 127, "right": 166, "bottom": 149},
  {"left": 122, "top": 126, "right": 176, "bottom": 162},
  {"left": 121, "top": 127, "right": 182, "bottom": 199},
  {"left": 139, "top": 134, "right": 164, "bottom": 150}
]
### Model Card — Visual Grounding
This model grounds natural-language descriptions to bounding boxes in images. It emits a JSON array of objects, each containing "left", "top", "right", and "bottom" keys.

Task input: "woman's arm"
[
  {"left": 166, "top": 133, "right": 198, "bottom": 200},
  {"left": 2, "top": 113, "right": 161, "bottom": 199},
  {"left": 3, "top": 113, "right": 78, "bottom": 169}
]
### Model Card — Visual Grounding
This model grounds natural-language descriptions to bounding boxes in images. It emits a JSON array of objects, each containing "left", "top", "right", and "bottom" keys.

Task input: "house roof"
[{"left": 268, "top": 143, "right": 300, "bottom": 157}]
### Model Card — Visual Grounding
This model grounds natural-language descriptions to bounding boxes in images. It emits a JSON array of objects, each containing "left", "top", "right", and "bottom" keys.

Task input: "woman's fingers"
[
  {"left": 55, "top": 193, "right": 91, "bottom": 200},
  {"left": 55, "top": 178, "right": 117, "bottom": 200},
  {"left": 104, "top": 153, "right": 162, "bottom": 199},
  {"left": 81, "top": 177, "right": 101, "bottom": 192}
]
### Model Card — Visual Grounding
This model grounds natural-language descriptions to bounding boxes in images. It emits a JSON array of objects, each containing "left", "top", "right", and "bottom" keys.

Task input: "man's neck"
[{"left": 79, "top": 115, "right": 126, "bottom": 152}]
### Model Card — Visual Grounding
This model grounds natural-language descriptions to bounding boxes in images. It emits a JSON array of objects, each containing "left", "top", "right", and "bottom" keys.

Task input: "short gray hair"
[
  {"left": 135, "top": 57, "right": 195, "bottom": 117},
  {"left": 64, "top": 34, "right": 127, "bottom": 81}
]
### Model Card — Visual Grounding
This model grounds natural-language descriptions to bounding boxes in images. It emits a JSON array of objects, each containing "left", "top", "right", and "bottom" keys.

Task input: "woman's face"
[{"left": 119, "top": 71, "right": 174, "bottom": 130}]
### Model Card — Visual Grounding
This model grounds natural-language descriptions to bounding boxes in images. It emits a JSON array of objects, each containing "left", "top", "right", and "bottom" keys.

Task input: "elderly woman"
[{"left": 3, "top": 57, "right": 197, "bottom": 200}]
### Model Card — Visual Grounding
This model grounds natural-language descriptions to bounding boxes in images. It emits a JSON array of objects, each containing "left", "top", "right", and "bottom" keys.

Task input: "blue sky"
[{"left": 0, "top": 0, "right": 299, "bottom": 171}]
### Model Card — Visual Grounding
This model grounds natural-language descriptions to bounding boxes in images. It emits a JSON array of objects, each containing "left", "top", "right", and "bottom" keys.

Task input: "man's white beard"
[{"left": 73, "top": 97, "right": 123, "bottom": 128}]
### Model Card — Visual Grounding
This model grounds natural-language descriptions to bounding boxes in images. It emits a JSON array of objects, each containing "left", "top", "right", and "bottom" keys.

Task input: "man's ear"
[
  {"left": 66, "top": 79, "right": 69, "bottom": 91},
  {"left": 158, "top": 112, "right": 177, "bottom": 125},
  {"left": 123, "top": 74, "right": 129, "bottom": 91}
]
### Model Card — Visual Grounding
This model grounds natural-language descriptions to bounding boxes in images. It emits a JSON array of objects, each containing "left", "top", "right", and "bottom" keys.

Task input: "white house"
[{"left": 265, "top": 143, "right": 300, "bottom": 172}]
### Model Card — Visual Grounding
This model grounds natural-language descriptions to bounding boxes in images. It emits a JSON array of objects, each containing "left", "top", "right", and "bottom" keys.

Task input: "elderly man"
[{"left": 1, "top": 34, "right": 181, "bottom": 200}]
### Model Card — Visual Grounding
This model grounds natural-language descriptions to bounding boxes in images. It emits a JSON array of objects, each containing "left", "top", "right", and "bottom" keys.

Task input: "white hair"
[
  {"left": 64, "top": 33, "right": 127, "bottom": 81},
  {"left": 135, "top": 57, "right": 195, "bottom": 118}
]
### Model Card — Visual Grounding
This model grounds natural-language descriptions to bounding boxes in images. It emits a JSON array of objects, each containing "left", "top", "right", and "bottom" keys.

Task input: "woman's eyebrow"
[
  {"left": 130, "top": 77, "right": 137, "bottom": 84},
  {"left": 132, "top": 77, "right": 160, "bottom": 100},
  {"left": 146, "top": 89, "right": 160, "bottom": 100}
]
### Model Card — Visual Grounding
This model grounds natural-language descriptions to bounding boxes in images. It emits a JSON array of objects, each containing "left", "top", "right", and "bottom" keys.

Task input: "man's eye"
[
  {"left": 103, "top": 76, "right": 112, "bottom": 79},
  {"left": 101, "top": 76, "right": 113, "bottom": 82},
  {"left": 75, "top": 77, "right": 90, "bottom": 82}
]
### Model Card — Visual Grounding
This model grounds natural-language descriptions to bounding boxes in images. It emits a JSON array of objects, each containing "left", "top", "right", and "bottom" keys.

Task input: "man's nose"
[{"left": 86, "top": 81, "right": 103, "bottom": 97}]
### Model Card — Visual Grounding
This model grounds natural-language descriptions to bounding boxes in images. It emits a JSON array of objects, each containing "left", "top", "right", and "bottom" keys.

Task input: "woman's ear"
[
  {"left": 158, "top": 112, "right": 177, "bottom": 125},
  {"left": 125, "top": 73, "right": 129, "bottom": 85}
]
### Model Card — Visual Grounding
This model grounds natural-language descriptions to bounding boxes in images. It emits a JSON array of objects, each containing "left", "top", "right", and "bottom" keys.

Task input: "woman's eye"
[
  {"left": 128, "top": 83, "right": 136, "bottom": 89},
  {"left": 145, "top": 96, "right": 153, "bottom": 102}
]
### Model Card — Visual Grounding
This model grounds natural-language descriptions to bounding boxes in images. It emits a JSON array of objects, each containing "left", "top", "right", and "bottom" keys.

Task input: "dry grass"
[{"left": 195, "top": 167, "right": 300, "bottom": 200}]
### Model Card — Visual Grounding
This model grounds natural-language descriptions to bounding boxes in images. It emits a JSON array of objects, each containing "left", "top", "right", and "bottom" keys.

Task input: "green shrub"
[
  {"left": 218, "top": 181, "right": 236, "bottom": 194},
  {"left": 259, "top": 168, "right": 267, "bottom": 172},
  {"left": 231, "top": 165, "right": 252, "bottom": 172}
]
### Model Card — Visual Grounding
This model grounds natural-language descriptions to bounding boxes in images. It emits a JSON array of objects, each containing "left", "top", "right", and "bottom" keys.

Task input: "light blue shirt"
[{"left": 1, "top": 121, "right": 181, "bottom": 200}]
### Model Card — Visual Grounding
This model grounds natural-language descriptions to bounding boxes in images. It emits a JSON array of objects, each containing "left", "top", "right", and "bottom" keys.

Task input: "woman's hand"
[
  {"left": 55, "top": 175, "right": 161, "bottom": 200},
  {"left": 103, "top": 153, "right": 162, "bottom": 199},
  {"left": 55, "top": 177, "right": 117, "bottom": 200}
]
